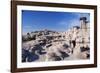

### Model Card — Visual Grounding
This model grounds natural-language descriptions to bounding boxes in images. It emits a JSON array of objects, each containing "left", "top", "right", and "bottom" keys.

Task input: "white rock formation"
[{"left": 22, "top": 17, "right": 90, "bottom": 62}]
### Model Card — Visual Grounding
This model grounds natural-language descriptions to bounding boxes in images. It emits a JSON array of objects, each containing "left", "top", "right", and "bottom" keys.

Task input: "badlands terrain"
[{"left": 22, "top": 17, "right": 90, "bottom": 62}]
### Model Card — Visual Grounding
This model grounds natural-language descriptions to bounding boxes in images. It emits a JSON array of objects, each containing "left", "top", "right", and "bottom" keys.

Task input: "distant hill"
[{"left": 22, "top": 29, "right": 59, "bottom": 42}]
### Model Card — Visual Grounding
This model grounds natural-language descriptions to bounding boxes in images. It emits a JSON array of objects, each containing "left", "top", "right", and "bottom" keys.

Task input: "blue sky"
[{"left": 22, "top": 10, "right": 90, "bottom": 34}]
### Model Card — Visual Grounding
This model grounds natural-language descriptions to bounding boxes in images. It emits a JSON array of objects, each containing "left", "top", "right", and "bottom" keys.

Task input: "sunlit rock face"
[{"left": 22, "top": 17, "right": 90, "bottom": 62}]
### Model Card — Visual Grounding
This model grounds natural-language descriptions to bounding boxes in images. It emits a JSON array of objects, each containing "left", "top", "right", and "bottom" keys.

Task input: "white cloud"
[
  {"left": 59, "top": 21, "right": 68, "bottom": 25},
  {"left": 69, "top": 19, "right": 80, "bottom": 28},
  {"left": 58, "top": 19, "right": 80, "bottom": 30}
]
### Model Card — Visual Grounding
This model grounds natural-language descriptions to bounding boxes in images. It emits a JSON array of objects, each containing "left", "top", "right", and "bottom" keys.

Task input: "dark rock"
[
  {"left": 22, "top": 48, "right": 39, "bottom": 62},
  {"left": 87, "top": 53, "right": 90, "bottom": 59},
  {"left": 27, "top": 53, "right": 39, "bottom": 62},
  {"left": 46, "top": 44, "right": 52, "bottom": 48},
  {"left": 63, "top": 44, "right": 69, "bottom": 49},
  {"left": 80, "top": 46, "right": 90, "bottom": 52},
  {"left": 54, "top": 56, "right": 62, "bottom": 61},
  {"left": 59, "top": 51, "right": 69, "bottom": 59},
  {"left": 51, "top": 53, "right": 62, "bottom": 61},
  {"left": 22, "top": 49, "right": 29, "bottom": 62},
  {"left": 32, "top": 44, "right": 46, "bottom": 55},
  {"left": 37, "top": 49, "right": 47, "bottom": 55}
]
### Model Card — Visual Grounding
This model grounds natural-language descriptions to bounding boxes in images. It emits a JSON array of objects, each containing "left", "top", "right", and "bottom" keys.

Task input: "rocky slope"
[
  {"left": 22, "top": 26, "right": 90, "bottom": 62},
  {"left": 22, "top": 17, "right": 90, "bottom": 62}
]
